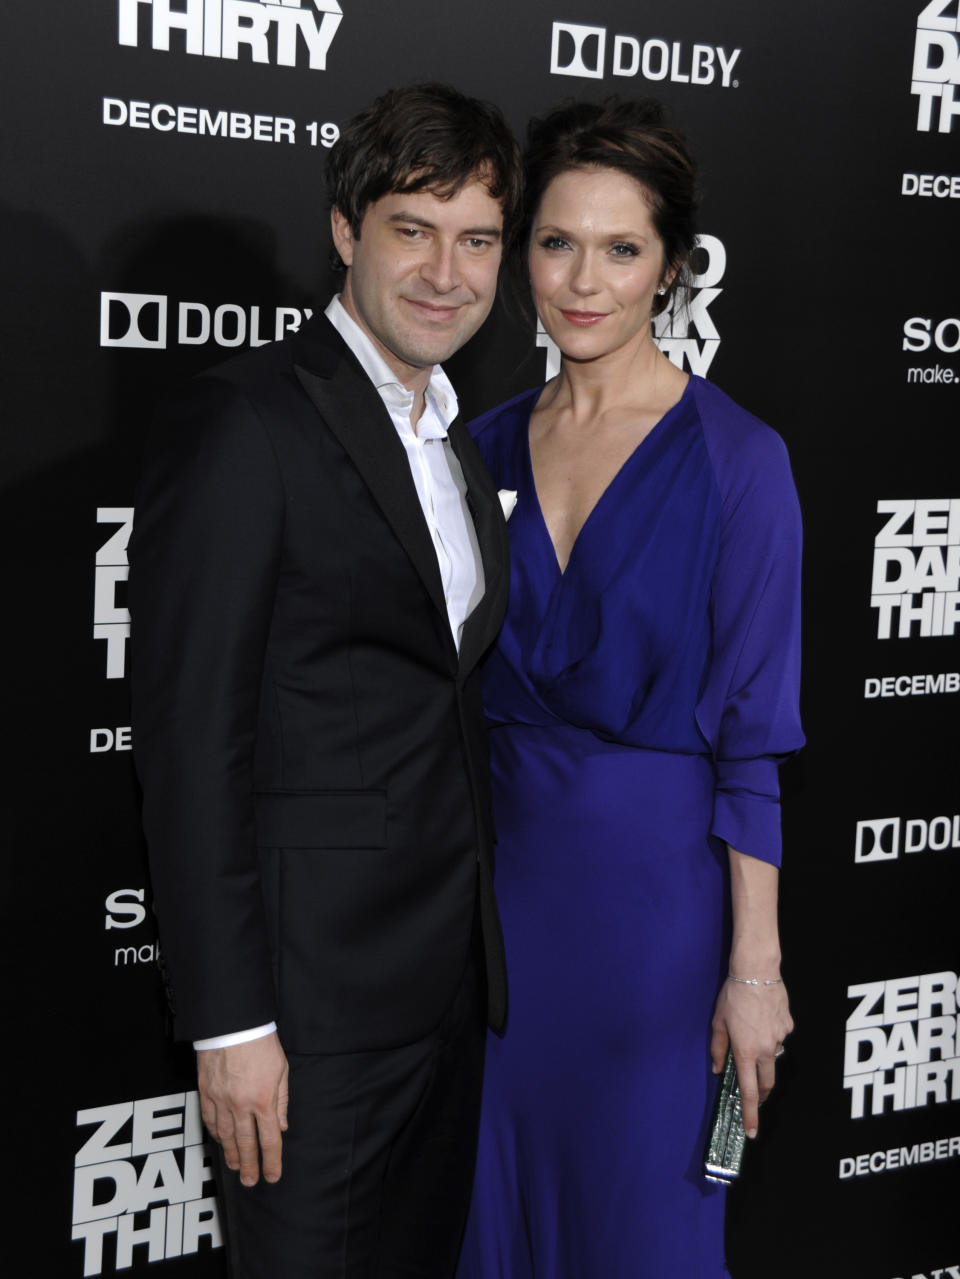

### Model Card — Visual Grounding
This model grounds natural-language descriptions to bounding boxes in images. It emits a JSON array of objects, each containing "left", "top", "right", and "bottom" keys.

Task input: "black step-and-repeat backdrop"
[{"left": 3, "top": 3, "right": 958, "bottom": 1276}]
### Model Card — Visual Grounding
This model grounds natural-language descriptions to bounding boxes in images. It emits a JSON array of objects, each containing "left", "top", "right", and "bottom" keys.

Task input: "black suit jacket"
[{"left": 130, "top": 314, "right": 509, "bottom": 1054}]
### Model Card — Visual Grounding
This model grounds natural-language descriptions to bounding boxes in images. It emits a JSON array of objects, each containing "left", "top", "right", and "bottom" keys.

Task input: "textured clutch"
[{"left": 704, "top": 1051, "right": 746, "bottom": 1183}]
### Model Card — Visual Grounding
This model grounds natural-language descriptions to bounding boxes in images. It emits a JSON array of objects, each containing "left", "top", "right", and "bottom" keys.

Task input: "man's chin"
[
  {"left": 401, "top": 303, "right": 492, "bottom": 361},
  {"left": 395, "top": 333, "right": 474, "bottom": 369}
]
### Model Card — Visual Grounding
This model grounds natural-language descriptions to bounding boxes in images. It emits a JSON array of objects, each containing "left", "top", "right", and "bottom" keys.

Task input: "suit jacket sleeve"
[{"left": 130, "top": 375, "right": 283, "bottom": 1041}]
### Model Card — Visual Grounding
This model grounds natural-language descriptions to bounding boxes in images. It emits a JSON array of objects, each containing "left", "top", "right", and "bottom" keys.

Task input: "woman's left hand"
[{"left": 710, "top": 976, "right": 793, "bottom": 1139}]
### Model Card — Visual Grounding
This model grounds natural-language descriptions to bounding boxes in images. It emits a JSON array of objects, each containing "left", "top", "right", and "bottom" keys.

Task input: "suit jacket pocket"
[{"left": 254, "top": 789, "right": 387, "bottom": 849}]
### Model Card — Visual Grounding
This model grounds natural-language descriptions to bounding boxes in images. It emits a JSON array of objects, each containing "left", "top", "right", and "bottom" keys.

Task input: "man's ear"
[{"left": 330, "top": 206, "right": 355, "bottom": 267}]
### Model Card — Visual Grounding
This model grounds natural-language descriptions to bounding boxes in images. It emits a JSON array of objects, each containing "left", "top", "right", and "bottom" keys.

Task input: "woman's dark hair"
[
  {"left": 326, "top": 83, "right": 522, "bottom": 273},
  {"left": 519, "top": 97, "right": 699, "bottom": 315}
]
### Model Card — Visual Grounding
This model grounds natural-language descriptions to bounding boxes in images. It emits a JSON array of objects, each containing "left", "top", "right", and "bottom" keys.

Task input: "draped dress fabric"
[{"left": 456, "top": 375, "right": 803, "bottom": 1279}]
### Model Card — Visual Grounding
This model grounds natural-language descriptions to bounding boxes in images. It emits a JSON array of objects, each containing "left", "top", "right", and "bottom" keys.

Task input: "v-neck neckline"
[{"left": 524, "top": 376, "right": 695, "bottom": 578}]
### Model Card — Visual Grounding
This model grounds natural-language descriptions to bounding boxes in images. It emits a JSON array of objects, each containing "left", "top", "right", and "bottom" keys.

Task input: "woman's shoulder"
[
  {"left": 468, "top": 385, "right": 542, "bottom": 443},
  {"left": 688, "top": 375, "right": 792, "bottom": 482}
]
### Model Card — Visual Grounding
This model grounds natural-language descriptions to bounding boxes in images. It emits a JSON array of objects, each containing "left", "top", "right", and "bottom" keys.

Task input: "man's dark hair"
[{"left": 326, "top": 82, "right": 522, "bottom": 271}]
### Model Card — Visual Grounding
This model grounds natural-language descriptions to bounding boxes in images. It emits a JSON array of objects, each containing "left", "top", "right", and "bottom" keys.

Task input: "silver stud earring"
[{"left": 657, "top": 285, "right": 666, "bottom": 296}]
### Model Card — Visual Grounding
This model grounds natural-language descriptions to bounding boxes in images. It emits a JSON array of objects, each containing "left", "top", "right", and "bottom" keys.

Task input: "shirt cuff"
[
  {"left": 193, "top": 1021, "right": 277, "bottom": 1051},
  {"left": 711, "top": 757, "right": 783, "bottom": 867}
]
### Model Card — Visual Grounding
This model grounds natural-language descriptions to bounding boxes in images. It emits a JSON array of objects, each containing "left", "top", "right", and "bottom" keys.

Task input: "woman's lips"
[{"left": 559, "top": 309, "right": 607, "bottom": 326}]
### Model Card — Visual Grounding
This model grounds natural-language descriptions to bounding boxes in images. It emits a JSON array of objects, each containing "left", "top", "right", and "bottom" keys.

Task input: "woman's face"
[{"left": 528, "top": 166, "right": 669, "bottom": 364}]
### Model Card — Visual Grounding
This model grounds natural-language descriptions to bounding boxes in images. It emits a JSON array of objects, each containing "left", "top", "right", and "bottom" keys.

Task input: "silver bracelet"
[{"left": 727, "top": 975, "right": 783, "bottom": 986}]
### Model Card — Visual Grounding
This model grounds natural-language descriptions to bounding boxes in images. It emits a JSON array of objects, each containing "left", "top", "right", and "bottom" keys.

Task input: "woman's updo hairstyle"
[{"left": 520, "top": 97, "right": 699, "bottom": 317}]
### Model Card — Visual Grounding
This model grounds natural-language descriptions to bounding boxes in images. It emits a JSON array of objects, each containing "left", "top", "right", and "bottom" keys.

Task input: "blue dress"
[{"left": 457, "top": 376, "right": 804, "bottom": 1279}]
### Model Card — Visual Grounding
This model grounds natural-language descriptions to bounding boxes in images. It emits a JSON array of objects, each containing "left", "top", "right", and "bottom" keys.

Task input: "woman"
[{"left": 457, "top": 99, "right": 803, "bottom": 1278}]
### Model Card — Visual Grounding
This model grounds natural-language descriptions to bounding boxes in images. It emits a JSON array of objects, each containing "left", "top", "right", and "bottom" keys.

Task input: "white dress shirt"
[{"left": 195, "top": 296, "right": 484, "bottom": 1051}]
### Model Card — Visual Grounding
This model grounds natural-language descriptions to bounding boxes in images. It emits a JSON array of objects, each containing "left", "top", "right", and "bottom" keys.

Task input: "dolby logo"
[
  {"left": 100, "top": 292, "right": 167, "bottom": 349},
  {"left": 549, "top": 21, "right": 741, "bottom": 87},
  {"left": 550, "top": 22, "right": 606, "bottom": 79},
  {"left": 855, "top": 814, "right": 960, "bottom": 862},
  {"left": 99, "top": 292, "right": 313, "bottom": 351}
]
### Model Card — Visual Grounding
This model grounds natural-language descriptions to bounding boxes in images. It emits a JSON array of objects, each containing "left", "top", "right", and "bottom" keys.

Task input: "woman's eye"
[
  {"left": 539, "top": 235, "right": 570, "bottom": 251},
  {"left": 610, "top": 242, "right": 639, "bottom": 257}
]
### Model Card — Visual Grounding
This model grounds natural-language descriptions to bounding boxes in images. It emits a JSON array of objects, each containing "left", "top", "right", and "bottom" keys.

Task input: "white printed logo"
[
  {"left": 871, "top": 500, "right": 960, "bottom": 638},
  {"left": 839, "top": 1138, "right": 960, "bottom": 1179},
  {"left": 95, "top": 509, "right": 133, "bottom": 681},
  {"left": 105, "top": 888, "right": 161, "bottom": 967},
  {"left": 913, "top": 0, "right": 960, "bottom": 132},
  {"left": 101, "top": 293, "right": 168, "bottom": 350},
  {"left": 903, "top": 316, "right": 960, "bottom": 353},
  {"left": 855, "top": 815, "right": 960, "bottom": 862},
  {"left": 854, "top": 818, "right": 901, "bottom": 863},
  {"left": 844, "top": 970, "right": 960, "bottom": 1119},
  {"left": 550, "top": 22, "right": 607, "bottom": 78},
  {"left": 654, "top": 234, "right": 725, "bottom": 375},
  {"left": 536, "top": 319, "right": 560, "bottom": 380},
  {"left": 102, "top": 97, "right": 304, "bottom": 145},
  {"left": 864, "top": 671, "right": 960, "bottom": 697},
  {"left": 117, "top": 0, "right": 343, "bottom": 71},
  {"left": 105, "top": 888, "right": 147, "bottom": 931},
  {"left": 901, "top": 171, "right": 960, "bottom": 198},
  {"left": 549, "top": 20, "right": 741, "bottom": 87},
  {"left": 903, "top": 313, "right": 960, "bottom": 385},
  {"left": 100, "top": 293, "right": 313, "bottom": 351},
  {"left": 72, "top": 1091, "right": 222, "bottom": 1275},
  {"left": 90, "top": 727, "right": 132, "bottom": 753},
  {"left": 890, "top": 1265, "right": 960, "bottom": 1279}
]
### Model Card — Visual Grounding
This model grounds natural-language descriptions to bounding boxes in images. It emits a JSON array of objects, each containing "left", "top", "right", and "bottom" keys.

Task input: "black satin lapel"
[
  {"left": 448, "top": 417, "right": 510, "bottom": 676},
  {"left": 294, "top": 361, "right": 449, "bottom": 626}
]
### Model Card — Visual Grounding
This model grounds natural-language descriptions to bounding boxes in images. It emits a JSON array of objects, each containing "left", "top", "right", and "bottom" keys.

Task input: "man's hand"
[{"left": 197, "top": 1032, "right": 289, "bottom": 1186}]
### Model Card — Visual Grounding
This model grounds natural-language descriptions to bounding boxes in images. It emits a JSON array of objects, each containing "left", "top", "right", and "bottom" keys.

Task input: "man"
[{"left": 129, "top": 83, "right": 521, "bottom": 1277}]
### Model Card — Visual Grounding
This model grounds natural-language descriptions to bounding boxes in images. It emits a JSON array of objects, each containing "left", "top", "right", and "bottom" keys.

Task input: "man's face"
[{"left": 331, "top": 178, "right": 504, "bottom": 387}]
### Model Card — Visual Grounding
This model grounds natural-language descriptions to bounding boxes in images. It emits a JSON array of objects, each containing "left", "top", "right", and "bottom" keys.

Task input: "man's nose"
[{"left": 420, "top": 241, "right": 459, "bottom": 293}]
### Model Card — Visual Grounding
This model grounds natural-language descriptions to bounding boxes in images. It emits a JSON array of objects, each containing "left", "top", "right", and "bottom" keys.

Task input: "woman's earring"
[{"left": 657, "top": 285, "right": 666, "bottom": 296}]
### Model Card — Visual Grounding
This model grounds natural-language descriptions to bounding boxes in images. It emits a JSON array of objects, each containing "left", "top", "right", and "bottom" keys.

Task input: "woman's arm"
[{"left": 710, "top": 846, "right": 794, "bottom": 1138}]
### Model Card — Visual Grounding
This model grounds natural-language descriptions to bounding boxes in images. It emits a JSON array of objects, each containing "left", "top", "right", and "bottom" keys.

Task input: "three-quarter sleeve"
[{"left": 695, "top": 409, "right": 804, "bottom": 866}]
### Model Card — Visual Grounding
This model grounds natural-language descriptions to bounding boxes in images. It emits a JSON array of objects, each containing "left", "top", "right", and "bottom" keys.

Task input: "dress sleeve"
[{"left": 695, "top": 420, "right": 804, "bottom": 867}]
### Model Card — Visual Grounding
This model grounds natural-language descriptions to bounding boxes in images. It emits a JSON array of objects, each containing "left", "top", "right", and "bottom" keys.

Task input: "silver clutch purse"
[{"left": 704, "top": 1051, "right": 746, "bottom": 1183}]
